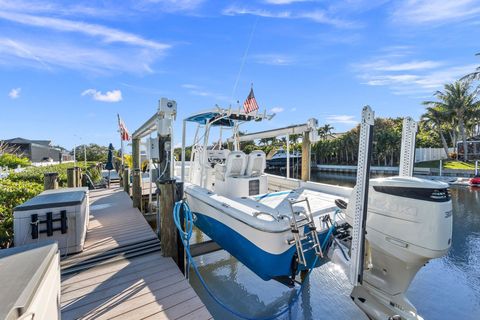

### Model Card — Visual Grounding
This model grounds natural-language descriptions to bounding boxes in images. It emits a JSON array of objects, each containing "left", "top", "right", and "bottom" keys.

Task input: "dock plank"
[{"left": 60, "top": 187, "right": 211, "bottom": 320}]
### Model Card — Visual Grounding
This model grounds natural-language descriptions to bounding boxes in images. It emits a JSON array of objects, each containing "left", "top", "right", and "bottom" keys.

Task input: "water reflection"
[{"left": 186, "top": 173, "right": 480, "bottom": 319}]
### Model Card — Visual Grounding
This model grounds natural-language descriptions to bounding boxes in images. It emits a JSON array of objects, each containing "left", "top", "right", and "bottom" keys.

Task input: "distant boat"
[
  {"left": 266, "top": 148, "right": 301, "bottom": 169},
  {"left": 469, "top": 175, "right": 480, "bottom": 186}
]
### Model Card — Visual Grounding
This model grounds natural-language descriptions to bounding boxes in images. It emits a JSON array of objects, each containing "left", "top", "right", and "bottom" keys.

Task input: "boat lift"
[
  {"left": 130, "top": 99, "right": 432, "bottom": 320},
  {"left": 131, "top": 98, "right": 177, "bottom": 235}
]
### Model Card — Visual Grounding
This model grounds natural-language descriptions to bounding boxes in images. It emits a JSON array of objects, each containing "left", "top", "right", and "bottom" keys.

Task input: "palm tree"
[
  {"left": 462, "top": 53, "right": 480, "bottom": 83},
  {"left": 421, "top": 106, "right": 450, "bottom": 157},
  {"left": 318, "top": 124, "right": 335, "bottom": 141},
  {"left": 423, "top": 81, "right": 479, "bottom": 161}
]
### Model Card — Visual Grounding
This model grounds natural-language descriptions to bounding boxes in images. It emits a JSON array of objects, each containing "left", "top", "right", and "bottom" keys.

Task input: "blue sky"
[{"left": 0, "top": 0, "right": 479, "bottom": 150}]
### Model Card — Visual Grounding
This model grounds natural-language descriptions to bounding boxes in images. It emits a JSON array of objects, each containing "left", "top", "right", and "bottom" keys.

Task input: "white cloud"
[
  {"left": 0, "top": 3, "right": 172, "bottom": 74},
  {"left": 8, "top": 87, "right": 21, "bottom": 99},
  {"left": 138, "top": 0, "right": 205, "bottom": 12},
  {"left": 326, "top": 115, "right": 357, "bottom": 124},
  {"left": 353, "top": 49, "right": 478, "bottom": 95},
  {"left": 392, "top": 0, "right": 480, "bottom": 25},
  {"left": 222, "top": 6, "right": 355, "bottom": 28},
  {"left": 0, "top": 11, "right": 169, "bottom": 50},
  {"left": 264, "top": 0, "right": 310, "bottom": 4},
  {"left": 181, "top": 84, "right": 230, "bottom": 102},
  {"left": 82, "top": 89, "right": 123, "bottom": 102},
  {"left": 181, "top": 83, "right": 200, "bottom": 89},
  {"left": 0, "top": 38, "right": 157, "bottom": 74},
  {"left": 0, "top": 0, "right": 203, "bottom": 16},
  {"left": 252, "top": 54, "right": 295, "bottom": 66},
  {"left": 359, "top": 60, "right": 443, "bottom": 72},
  {"left": 271, "top": 107, "right": 284, "bottom": 113}
]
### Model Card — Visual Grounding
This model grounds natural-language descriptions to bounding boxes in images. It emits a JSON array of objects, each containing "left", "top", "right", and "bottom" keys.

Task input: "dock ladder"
[{"left": 286, "top": 197, "right": 323, "bottom": 267}]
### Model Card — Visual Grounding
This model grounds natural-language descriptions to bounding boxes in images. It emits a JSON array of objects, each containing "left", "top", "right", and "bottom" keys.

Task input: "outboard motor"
[{"left": 344, "top": 176, "right": 452, "bottom": 320}]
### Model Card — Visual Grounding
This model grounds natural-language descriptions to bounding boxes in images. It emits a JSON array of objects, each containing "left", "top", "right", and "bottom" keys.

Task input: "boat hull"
[{"left": 190, "top": 208, "right": 325, "bottom": 281}]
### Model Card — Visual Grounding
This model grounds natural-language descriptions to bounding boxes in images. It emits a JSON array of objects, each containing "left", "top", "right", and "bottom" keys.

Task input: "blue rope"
[{"left": 173, "top": 200, "right": 323, "bottom": 320}]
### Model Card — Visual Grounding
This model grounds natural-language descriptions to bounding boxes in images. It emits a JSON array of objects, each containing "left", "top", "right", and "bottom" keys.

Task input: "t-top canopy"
[{"left": 184, "top": 108, "right": 269, "bottom": 127}]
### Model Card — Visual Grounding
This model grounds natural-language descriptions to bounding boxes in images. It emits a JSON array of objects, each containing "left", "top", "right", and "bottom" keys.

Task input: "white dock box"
[
  {"left": 0, "top": 241, "right": 61, "bottom": 320},
  {"left": 14, "top": 187, "right": 89, "bottom": 255}
]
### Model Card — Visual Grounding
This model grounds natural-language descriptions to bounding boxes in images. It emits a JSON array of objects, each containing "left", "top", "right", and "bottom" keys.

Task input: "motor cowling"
[{"left": 345, "top": 176, "right": 453, "bottom": 319}]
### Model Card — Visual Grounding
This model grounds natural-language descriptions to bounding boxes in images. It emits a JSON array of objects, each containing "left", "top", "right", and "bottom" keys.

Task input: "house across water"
[{"left": 1, "top": 137, "right": 72, "bottom": 162}]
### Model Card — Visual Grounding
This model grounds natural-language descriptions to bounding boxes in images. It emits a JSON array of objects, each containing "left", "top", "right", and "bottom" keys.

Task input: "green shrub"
[
  {"left": 8, "top": 162, "right": 100, "bottom": 186},
  {"left": 0, "top": 153, "right": 31, "bottom": 169},
  {"left": 0, "top": 179, "right": 43, "bottom": 248}
]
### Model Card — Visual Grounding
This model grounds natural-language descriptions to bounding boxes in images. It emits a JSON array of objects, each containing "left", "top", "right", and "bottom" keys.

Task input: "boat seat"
[
  {"left": 215, "top": 151, "right": 247, "bottom": 181},
  {"left": 245, "top": 150, "right": 266, "bottom": 177}
]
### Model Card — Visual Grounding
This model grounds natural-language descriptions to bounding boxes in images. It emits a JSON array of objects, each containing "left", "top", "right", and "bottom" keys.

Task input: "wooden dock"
[{"left": 59, "top": 187, "right": 212, "bottom": 320}]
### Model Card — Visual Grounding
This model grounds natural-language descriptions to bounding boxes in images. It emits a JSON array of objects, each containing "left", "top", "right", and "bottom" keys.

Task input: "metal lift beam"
[
  {"left": 399, "top": 117, "right": 418, "bottom": 177},
  {"left": 349, "top": 106, "right": 374, "bottom": 286}
]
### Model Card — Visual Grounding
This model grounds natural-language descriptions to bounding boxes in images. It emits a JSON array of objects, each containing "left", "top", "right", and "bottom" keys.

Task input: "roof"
[
  {"left": 3, "top": 137, "right": 52, "bottom": 146},
  {"left": 31, "top": 140, "right": 51, "bottom": 146},
  {"left": 184, "top": 108, "right": 264, "bottom": 127}
]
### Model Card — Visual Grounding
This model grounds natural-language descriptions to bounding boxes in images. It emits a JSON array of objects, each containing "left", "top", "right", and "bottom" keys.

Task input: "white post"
[
  {"left": 121, "top": 139, "right": 124, "bottom": 167},
  {"left": 439, "top": 159, "right": 443, "bottom": 176},
  {"left": 475, "top": 160, "right": 478, "bottom": 176},
  {"left": 146, "top": 138, "right": 153, "bottom": 212},
  {"left": 181, "top": 120, "right": 186, "bottom": 183},
  {"left": 349, "top": 105, "right": 375, "bottom": 286},
  {"left": 170, "top": 122, "right": 175, "bottom": 179},
  {"left": 286, "top": 134, "right": 290, "bottom": 179},
  {"left": 399, "top": 117, "right": 418, "bottom": 176}
]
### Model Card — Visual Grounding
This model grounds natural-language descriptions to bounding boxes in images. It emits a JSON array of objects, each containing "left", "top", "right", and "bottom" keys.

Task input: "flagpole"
[{"left": 118, "top": 114, "right": 124, "bottom": 167}]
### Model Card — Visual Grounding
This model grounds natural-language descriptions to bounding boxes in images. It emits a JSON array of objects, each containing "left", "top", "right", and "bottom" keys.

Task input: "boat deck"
[{"left": 59, "top": 187, "right": 211, "bottom": 320}]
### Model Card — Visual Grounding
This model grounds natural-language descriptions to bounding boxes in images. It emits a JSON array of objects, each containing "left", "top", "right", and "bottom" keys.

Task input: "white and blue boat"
[{"left": 181, "top": 108, "right": 339, "bottom": 283}]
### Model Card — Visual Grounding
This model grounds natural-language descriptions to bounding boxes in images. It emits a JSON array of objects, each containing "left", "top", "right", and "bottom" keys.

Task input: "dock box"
[
  {"left": 14, "top": 187, "right": 89, "bottom": 255},
  {"left": 0, "top": 241, "right": 61, "bottom": 320}
]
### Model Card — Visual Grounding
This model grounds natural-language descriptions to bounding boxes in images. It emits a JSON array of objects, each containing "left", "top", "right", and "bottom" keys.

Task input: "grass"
[{"left": 415, "top": 160, "right": 476, "bottom": 170}]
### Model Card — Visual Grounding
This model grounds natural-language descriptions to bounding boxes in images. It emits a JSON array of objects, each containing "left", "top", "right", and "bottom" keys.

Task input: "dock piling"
[
  {"left": 301, "top": 131, "right": 311, "bottom": 181},
  {"left": 159, "top": 181, "right": 178, "bottom": 260},
  {"left": 67, "top": 168, "right": 75, "bottom": 187},
  {"left": 123, "top": 166, "right": 130, "bottom": 194},
  {"left": 74, "top": 167, "right": 82, "bottom": 187},
  {"left": 132, "top": 138, "right": 142, "bottom": 209},
  {"left": 44, "top": 172, "right": 59, "bottom": 190}
]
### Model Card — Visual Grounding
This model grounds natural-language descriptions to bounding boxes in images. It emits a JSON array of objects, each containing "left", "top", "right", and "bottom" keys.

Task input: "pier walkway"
[{"left": 59, "top": 187, "right": 211, "bottom": 320}]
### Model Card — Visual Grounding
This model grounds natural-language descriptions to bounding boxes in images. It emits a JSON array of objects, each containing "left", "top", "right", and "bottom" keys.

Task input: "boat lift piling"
[
  {"left": 349, "top": 105, "right": 374, "bottom": 286},
  {"left": 399, "top": 117, "right": 418, "bottom": 177},
  {"left": 131, "top": 98, "right": 187, "bottom": 272},
  {"left": 301, "top": 130, "right": 311, "bottom": 181}
]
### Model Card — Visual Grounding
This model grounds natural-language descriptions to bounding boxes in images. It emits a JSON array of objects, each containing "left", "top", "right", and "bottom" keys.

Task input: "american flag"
[
  {"left": 117, "top": 114, "right": 130, "bottom": 141},
  {"left": 243, "top": 88, "right": 259, "bottom": 114}
]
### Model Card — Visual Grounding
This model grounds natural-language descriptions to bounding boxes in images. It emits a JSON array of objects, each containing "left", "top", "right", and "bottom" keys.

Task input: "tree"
[
  {"left": 462, "top": 53, "right": 480, "bottom": 83},
  {"left": 318, "top": 124, "right": 335, "bottom": 140},
  {"left": 421, "top": 106, "right": 450, "bottom": 157},
  {"left": 74, "top": 144, "right": 111, "bottom": 162},
  {"left": 423, "top": 81, "right": 479, "bottom": 161}
]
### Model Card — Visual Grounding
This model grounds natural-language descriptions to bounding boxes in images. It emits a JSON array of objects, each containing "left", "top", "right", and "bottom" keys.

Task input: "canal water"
[{"left": 187, "top": 172, "right": 480, "bottom": 320}]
